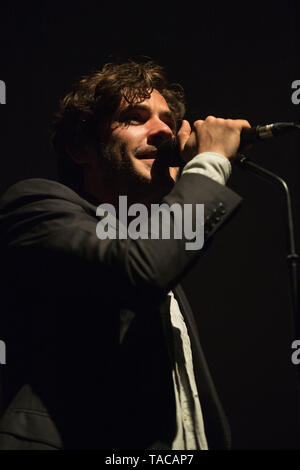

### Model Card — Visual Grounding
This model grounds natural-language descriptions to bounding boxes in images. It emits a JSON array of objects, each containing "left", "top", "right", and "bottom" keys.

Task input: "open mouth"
[
  {"left": 137, "top": 153, "right": 157, "bottom": 159},
  {"left": 140, "top": 158, "right": 156, "bottom": 167},
  {"left": 139, "top": 155, "right": 156, "bottom": 162}
]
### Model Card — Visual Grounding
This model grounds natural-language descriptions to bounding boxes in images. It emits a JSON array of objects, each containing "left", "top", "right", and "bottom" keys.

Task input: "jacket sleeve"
[{"left": 0, "top": 175, "right": 242, "bottom": 309}]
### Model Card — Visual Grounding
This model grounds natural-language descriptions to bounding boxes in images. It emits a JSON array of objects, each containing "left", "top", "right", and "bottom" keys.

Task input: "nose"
[{"left": 147, "top": 117, "right": 174, "bottom": 147}]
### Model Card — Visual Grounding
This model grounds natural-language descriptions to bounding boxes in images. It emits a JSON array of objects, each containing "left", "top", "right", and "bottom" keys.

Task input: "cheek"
[
  {"left": 106, "top": 132, "right": 129, "bottom": 163},
  {"left": 114, "top": 127, "right": 146, "bottom": 151}
]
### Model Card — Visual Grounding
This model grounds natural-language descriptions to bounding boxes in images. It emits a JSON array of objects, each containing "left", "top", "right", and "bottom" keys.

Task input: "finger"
[
  {"left": 177, "top": 119, "right": 191, "bottom": 150},
  {"left": 234, "top": 119, "right": 251, "bottom": 129},
  {"left": 193, "top": 119, "right": 205, "bottom": 128}
]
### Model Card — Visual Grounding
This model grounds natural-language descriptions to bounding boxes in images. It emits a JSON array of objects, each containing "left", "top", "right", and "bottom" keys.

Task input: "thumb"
[{"left": 176, "top": 119, "right": 191, "bottom": 151}]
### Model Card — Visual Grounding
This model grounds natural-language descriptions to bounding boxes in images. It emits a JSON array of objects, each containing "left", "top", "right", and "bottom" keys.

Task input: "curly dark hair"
[{"left": 51, "top": 60, "right": 186, "bottom": 190}]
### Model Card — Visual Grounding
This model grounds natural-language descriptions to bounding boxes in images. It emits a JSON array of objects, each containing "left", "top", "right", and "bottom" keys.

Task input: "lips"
[
  {"left": 137, "top": 152, "right": 157, "bottom": 159},
  {"left": 138, "top": 153, "right": 157, "bottom": 160}
]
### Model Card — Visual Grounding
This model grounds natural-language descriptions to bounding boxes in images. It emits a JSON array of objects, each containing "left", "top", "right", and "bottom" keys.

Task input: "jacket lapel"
[{"left": 173, "top": 284, "right": 231, "bottom": 450}]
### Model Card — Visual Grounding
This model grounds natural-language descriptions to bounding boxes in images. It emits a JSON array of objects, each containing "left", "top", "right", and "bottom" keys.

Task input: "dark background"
[{"left": 0, "top": 0, "right": 300, "bottom": 449}]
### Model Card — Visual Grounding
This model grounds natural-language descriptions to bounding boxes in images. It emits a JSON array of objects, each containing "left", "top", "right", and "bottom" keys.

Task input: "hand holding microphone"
[
  {"left": 158, "top": 118, "right": 300, "bottom": 166},
  {"left": 176, "top": 116, "right": 251, "bottom": 164}
]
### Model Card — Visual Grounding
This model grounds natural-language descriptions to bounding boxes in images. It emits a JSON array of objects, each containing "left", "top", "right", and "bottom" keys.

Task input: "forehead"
[{"left": 119, "top": 89, "right": 171, "bottom": 113}]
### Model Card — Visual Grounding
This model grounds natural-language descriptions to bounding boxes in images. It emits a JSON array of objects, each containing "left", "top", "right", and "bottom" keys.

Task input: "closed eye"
[
  {"left": 118, "top": 110, "right": 146, "bottom": 126},
  {"left": 118, "top": 105, "right": 176, "bottom": 131},
  {"left": 126, "top": 114, "right": 144, "bottom": 124}
]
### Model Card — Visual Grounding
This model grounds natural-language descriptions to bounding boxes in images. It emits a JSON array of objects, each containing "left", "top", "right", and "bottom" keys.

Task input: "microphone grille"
[{"left": 157, "top": 138, "right": 184, "bottom": 167}]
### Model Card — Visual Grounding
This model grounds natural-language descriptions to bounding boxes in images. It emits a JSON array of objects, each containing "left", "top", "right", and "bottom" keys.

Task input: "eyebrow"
[{"left": 121, "top": 103, "right": 173, "bottom": 119}]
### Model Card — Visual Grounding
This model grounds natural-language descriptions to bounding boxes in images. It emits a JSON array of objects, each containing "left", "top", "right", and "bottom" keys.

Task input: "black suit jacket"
[{"left": 0, "top": 174, "right": 241, "bottom": 449}]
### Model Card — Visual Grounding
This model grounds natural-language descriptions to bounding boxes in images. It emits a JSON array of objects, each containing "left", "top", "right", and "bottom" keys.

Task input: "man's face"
[{"left": 92, "top": 89, "right": 179, "bottom": 205}]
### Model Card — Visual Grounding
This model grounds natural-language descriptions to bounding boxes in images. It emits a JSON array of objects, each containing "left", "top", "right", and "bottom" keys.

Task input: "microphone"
[{"left": 157, "top": 122, "right": 300, "bottom": 166}]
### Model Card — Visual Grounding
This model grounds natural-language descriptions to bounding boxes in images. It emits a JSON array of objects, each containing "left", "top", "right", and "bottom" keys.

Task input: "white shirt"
[{"left": 168, "top": 291, "right": 208, "bottom": 450}]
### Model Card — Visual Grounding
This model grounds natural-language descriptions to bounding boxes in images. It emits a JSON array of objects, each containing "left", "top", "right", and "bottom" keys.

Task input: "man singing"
[{"left": 0, "top": 60, "right": 249, "bottom": 450}]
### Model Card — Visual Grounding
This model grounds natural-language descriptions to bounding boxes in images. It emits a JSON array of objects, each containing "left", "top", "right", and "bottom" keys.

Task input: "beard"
[{"left": 96, "top": 140, "right": 178, "bottom": 207}]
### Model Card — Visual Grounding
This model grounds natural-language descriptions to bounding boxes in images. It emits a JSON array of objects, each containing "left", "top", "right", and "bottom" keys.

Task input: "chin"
[{"left": 130, "top": 162, "right": 177, "bottom": 203}]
